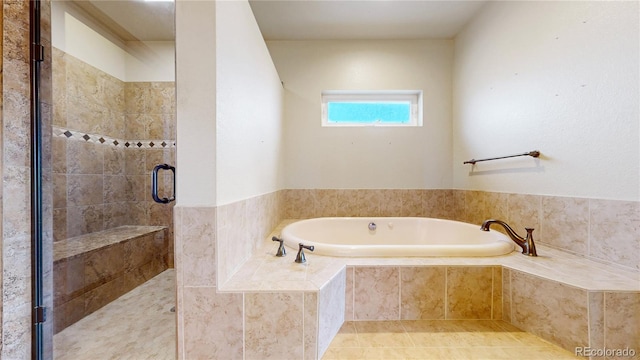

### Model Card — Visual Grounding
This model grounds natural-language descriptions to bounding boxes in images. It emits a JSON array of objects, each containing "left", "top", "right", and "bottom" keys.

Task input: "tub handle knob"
[
  {"left": 368, "top": 222, "right": 377, "bottom": 231},
  {"left": 272, "top": 236, "right": 286, "bottom": 257},
  {"left": 295, "top": 243, "right": 314, "bottom": 263}
]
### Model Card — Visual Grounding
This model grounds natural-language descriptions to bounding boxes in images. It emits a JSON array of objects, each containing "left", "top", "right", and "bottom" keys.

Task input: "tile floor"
[
  {"left": 53, "top": 269, "right": 176, "bottom": 360},
  {"left": 321, "top": 320, "right": 582, "bottom": 360},
  {"left": 51, "top": 269, "right": 581, "bottom": 360}
]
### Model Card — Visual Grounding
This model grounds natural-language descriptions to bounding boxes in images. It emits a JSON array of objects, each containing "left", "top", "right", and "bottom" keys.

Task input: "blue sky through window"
[{"left": 327, "top": 102, "right": 411, "bottom": 124}]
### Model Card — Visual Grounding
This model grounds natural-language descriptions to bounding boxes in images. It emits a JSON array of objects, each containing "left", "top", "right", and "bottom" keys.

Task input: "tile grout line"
[
  {"left": 602, "top": 292, "right": 607, "bottom": 350},
  {"left": 398, "top": 266, "right": 402, "bottom": 321},
  {"left": 444, "top": 266, "right": 448, "bottom": 320},
  {"left": 242, "top": 292, "right": 246, "bottom": 360},
  {"left": 491, "top": 266, "right": 495, "bottom": 320}
]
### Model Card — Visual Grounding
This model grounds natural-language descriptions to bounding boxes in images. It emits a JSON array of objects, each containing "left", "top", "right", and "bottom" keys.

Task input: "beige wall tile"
[
  {"left": 540, "top": 196, "right": 589, "bottom": 255},
  {"left": 510, "top": 270, "right": 588, "bottom": 351},
  {"left": 380, "top": 189, "right": 403, "bottom": 216},
  {"left": 3, "top": 235, "right": 32, "bottom": 306},
  {"left": 182, "top": 287, "right": 243, "bottom": 359},
  {"left": 84, "top": 243, "right": 125, "bottom": 289},
  {"left": 304, "top": 292, "right": 319, "bottom": 360},
  {"left": 492, "top": 266, "right": 503, "bottom": 320},
  {"left": 485, "top": 192, "right": 509, "bottom": 224},
  {"left": 217, "top": 201, "right": 253, "bottom": 285},
  {"left": 446, "top": 266, "right": 493, "bottom": 319},
  {"left": 316, "top": 189, "right": 338, "bottom": 217},
  {"left": 588, "top": 292, "right": 604, "bottom": 350},
  {"left": 285, "top": 189, "right": 317, "bottom": 218},
  {"left": 345, "top": 266, "right": 354, "bottom": 321},
  {"left": 357, "top": 189, "right": 384, "bottom": 217},
  {"left": 2, "top": 303, "right": 31, "bottom": 359},
  {"left": 124, "top": 82, "right": 148, "bottom": 114},
  {"left": 400, "top": 267, "right": 446, "bottom": 320},
  {"left": 53, "top": 208, "right": 68, "bottom": 242},
  {"left": 508, "top": 194, "right": 542, "bottom": 233},
  {"left": 180, "top": 207, "right": 217, "bottom": 287},
  {"left": 3, "top": 38, "right": 31, "bottom": 170},
  {"left": 589, "top": 200, "right": 640, "bottom": 271},
  {"left": 52, "top": 48, "right": 67, "bottom": 127},
  {"left": 103, "top": 146, "right": 125, "bottom": 176},
  {"left": 52, "top": 136, "right": 67, "bottom": 173},
  {"left": 318, "top": 269, "right": 346, "bottom": 358},
  {"left": 402, "top": 189, "right": 425, "bottom": 217},
  {"left": 336, "top": 189, "right": 360, "bottom": 217},
  {"left": 245, "top": 292, "right": 304, "bottom": 359},
  {"left": 66, "top": 205, "right": 105, "bottom": 237},
  {"left": 52, "top": 174, "right": 67, "bottom": 209},
  {"left": 354, "top": 267, "right": 399, "bottom": 320},
  {"left": 502, "top": 268, "right": 511, "bottom": 323},
  {"left": 103, "top": 175, "right": 128, "bottom": 203},
  {"left": 464, "top": 190, "right": 488, "bottom": 225},
  {"left": 124, "top": 148, "right": 146, "bottom": 175},
  {"left": 84, "top": 277, "right": 125, "bottom": 315},
  {"left": 450, "top": 190, "right": 466, "bottom": 221},
  {"left": 67, "top": 175, "right": 103, "bottom": 207},
  {"left": 604, "top": 292, "right": 640, "bottom": 351},
  {"left": 422, "top": 189, "right": 440, "bottom": 218}
]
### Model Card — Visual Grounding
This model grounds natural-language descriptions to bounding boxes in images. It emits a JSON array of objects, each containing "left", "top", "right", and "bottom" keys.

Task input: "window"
[{"left": 321, "top": 90, "right": 422, "bottom": 127}]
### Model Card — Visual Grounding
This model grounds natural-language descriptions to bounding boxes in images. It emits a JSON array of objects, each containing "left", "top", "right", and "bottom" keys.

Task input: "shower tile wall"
[{"left": 52, "top": 47, "right": 176, "bottom": 266}]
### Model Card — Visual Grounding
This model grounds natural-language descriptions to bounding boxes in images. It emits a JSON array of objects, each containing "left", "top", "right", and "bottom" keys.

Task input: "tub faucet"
[
  {"left": 272, "top": 236, "right": 286, "bottom": 257},
  {"left": 480, "top": 219, "right": 537, "bottom": 256},
  {"left": 295, "top": 243, "right": 314, "bottom": 263}
]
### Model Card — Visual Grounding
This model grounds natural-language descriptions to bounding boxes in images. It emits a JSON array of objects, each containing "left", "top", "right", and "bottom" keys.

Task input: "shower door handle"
[{"left": 152, "top": 164, "right": 176, "bottom": 204}]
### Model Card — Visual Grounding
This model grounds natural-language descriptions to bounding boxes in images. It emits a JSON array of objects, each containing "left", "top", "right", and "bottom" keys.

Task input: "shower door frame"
[{"left": 30, "top": 0, "right": 46, "bottom": 358}]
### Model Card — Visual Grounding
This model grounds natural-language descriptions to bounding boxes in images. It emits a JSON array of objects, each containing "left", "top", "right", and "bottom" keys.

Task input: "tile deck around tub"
[{"left": 220, "top": 220, "right": 639, "bottom": 293}]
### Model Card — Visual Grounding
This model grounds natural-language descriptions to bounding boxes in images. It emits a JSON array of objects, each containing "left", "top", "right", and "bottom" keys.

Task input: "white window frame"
[{"left": 321, "top": 90, "right": 423, "bottom": 127}]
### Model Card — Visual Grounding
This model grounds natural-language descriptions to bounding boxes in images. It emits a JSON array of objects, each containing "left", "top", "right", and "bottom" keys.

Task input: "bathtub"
[{"left": 281, "top": 217, "right": 514, "bottom": 257}]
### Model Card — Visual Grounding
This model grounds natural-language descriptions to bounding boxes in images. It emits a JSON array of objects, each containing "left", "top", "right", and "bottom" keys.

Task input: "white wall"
[
  {"left": 175, "top": 0, "right": 217, "bottom": 206},
  {"left": 215, "top": 1, "right": 285, "bottom": 205},
  {"left": 453, "top": 1, "right": 639, "bottom": 201},
  {"left": 125, "top": 41, "right": 176, "bottom": 82},
  {"left": 267, "top": 40, "right": 453, "bottom": 189},
  {"left": 52, "top": 1, "right": 175, "bottom": 82},
  {"left": 53, "top": 7, "right": 127, "bottom": 81}
]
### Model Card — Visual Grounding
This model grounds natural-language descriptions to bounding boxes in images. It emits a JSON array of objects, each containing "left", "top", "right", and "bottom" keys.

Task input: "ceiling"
[
  {"left": 70, "top": 0, "right": 486, "bottom": 42},
  {"left": 249, "top": 0, "right": 487, "bottom": 40}
]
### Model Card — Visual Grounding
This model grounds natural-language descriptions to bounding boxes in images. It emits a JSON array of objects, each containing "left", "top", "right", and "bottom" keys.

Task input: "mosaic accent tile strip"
[{"left": 53, "top": 126, "right": 176, "bottom": 148}]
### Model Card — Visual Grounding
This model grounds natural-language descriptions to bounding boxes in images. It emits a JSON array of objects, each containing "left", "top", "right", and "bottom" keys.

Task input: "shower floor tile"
[
  {"left": 322, "top": 320, "right": 582, "bottom": 360},
  {"left": 53, "top": 269, "right": 176, "bottom": 360}
]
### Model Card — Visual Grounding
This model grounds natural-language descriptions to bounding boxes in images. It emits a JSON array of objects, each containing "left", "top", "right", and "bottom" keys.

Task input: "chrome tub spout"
[{"left": 480, "top": 219, "right": 537, "bottom": 256}]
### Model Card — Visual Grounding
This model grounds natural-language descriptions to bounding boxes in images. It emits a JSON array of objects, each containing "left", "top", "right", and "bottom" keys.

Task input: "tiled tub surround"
[
  {"left": 216, "top": 191, "right": 285, "bottom": 286},
  {"left": 283, "top": 189, "right": 640, "bottom": 272},
  {"left": 53, "top": 226, "right": 169, "bottom": 333},
  {"left": 52, "top": 47, "right": 176, "bottom": 266},
  {"left": 176, "top": 189, "right": 638, "bottom": 359},
  {"left": 215, "top": 220, "right": 639, "bottom": 359}
]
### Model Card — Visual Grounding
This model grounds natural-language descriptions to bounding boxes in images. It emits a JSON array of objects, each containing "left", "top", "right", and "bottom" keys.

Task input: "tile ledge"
[{"left": 219, "top": 220, "right": 639, "bottom": 293}]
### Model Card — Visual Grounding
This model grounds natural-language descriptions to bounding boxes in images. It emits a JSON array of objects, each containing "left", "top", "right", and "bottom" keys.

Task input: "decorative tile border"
[{"left": 53, "top": 126, "right": 176, "bottom": 149}]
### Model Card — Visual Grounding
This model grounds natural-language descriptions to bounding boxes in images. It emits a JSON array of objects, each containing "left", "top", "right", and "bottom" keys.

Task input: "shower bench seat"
[{"left": 53, "top": 225, "right": 169, "bottom": 334}]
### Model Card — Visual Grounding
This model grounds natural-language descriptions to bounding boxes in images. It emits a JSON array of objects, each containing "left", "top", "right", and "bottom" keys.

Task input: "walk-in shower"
[{"left": 46, "top": 1, "right": 176, "bottom": 357}]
